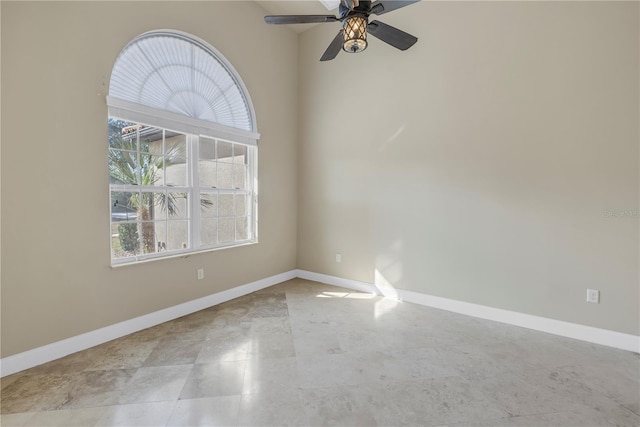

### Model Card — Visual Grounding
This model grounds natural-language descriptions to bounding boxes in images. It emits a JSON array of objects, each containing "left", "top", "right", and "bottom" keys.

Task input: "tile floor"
[{"left": 1, "top": 278, "right": 638, "bottom": 426}]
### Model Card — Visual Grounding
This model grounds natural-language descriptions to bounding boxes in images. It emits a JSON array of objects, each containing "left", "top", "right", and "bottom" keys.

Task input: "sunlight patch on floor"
[{"left": 315, "top": 291, "right": 376, "bottom": 299}]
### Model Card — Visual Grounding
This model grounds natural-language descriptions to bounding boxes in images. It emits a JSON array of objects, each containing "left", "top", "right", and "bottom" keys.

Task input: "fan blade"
[
  {"left": 264, "top": 15, "right": 339, "bottom": 24},
  {"left": 371, "top": 0, "right": 421, "bottom": 16},
  {"left": 320, "top": 30, "right": 344, "bottom": 61},
  {"left": 367, "top": 20, "right": 417, "bottom": 50}
]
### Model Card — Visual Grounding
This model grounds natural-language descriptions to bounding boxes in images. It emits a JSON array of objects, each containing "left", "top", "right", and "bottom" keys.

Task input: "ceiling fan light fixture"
[{"left": 342, "top": 16, "right": 368, "bottom": 53}]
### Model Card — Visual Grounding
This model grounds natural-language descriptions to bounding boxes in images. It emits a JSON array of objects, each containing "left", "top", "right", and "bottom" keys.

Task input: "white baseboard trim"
[
  {"left": 295, "top": 269, "right": 378, "bottom": 295},
  {"left": 0, "top": 270, "right": 297, "bottom": 378},
  {"left": 3, "top": 268, "right": 637, "bottom": 377},
  {"left": 295, "top": 269, "right": 640, "bottom": 353}
]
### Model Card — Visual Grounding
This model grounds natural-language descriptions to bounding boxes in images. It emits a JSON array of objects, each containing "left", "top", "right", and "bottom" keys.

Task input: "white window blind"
[{"left": 108, "top": 31, "right": 256, "bottom": 134}]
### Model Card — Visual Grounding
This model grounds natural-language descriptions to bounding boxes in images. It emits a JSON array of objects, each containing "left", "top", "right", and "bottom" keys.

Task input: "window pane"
[
  {"left": 109, "top": 150, "right": 139, "bottom": 185},
  {"left": 140, "top": 221, "right": 158, "bottom": 254},
  {"left": 143, "top": 192, "right": 166, "bottom": 221},
  {"left": 199, "top": 160, "right": 217, "bottom": 189},
  {"left": 111, "top": 191, "right": 139, "bottom": 222},
  {"left": 139, "top": 126, "right": 163, "bottom": 153},
  {"left": 219, "top": 218, "right": 235, "bottom": 243},
  {"left": 167, "top": 220, "right": 188, "bottom": 251},
  {"left": 155, "top": 221, "right": 168, "bottom": 253},
  {"left": 217, "top": 162, "right": 234, "bottom": 189},
  {"left": 167, "top": 192, "right": 188, "bottom": 220},
  {"left": 233, "top": 164, "right": 246, "bottom": 189},
  {"left": 233, "top": 145, "right": 247, "bottom": 164},
  {"left": 200, "top": 218, "right": 218, "bottom": 246},
  {"left": 165, "top": 133, "right": 188, "bottom": 187},
  {"left": 219, "top": 194, "right": 234, "bottom": 217},
  {"left": 199, "top": 137, "right": 216, "bottom": 161},
  {"left": 166, "top": 133, "right": 187, "bottom": 157},
  {"left": 200, "top": 193, "right": 218, "bottom": 218},
  {"left": 164, "top": 158, "right": 188, "bottom": 187},
  {"left": 142, "top": 155, "right": 165, "bottom": 186},
  {"left": 108, "top": 119, "right": 137, "bottom": 150},
  {"left": 217, "top": 141, "right": 233, "bottom": 161},
  {"left": 236, "top": 217, "right": 248, "bottom": 241},
  {"left": 235, "top": 194, "right": 246, "bottom": 217},
  {"left": 112, "top": 222, "right": 140, "bottom": 259}
]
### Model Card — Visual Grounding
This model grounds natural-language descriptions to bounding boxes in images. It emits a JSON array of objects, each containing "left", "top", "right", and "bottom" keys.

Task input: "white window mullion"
[
  {"left": 162, "top": 130, "right": 166, "bottom": 186},
  {"left": 249, "top": 145, "right": 257, "bottom": 241},
  {"left": 137, "top": 188, "right": 143, "bottom": 258},
  {"left": 215, "top": 140, "right": 220, "bottom": 245},
  {"left": 136, "top": 127, "right": 142, "bottom": 186},
  {"left": 135, "top": 126, "right": 143, "bottom": 258},
  {"left": 232, "top": 145, "right": 239, "bottom": 242},
  {"left": 164, "top": 209, "right": 168, "bottom": 254},
  {"left": 189, "top": 135, "right": 201, "bottom": 249},
  {"left": 110, "top": 184, "right": 190, "bottom": 193},
  {"left": 161, "top": 131, "right": 167, "bottom": 254},
  {"left": 233, "top": 190, "right": 237, "bottom": 242}
]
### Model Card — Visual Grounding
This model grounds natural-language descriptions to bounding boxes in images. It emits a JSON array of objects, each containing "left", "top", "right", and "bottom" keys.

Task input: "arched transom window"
[{"left": 107, "top": 30, "right": 259, "bottom": 265}]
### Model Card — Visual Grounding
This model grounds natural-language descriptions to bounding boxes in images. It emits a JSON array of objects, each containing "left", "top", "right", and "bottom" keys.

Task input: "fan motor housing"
[{"left": 339, "top": 0, "right": 372, "bottom": 19}]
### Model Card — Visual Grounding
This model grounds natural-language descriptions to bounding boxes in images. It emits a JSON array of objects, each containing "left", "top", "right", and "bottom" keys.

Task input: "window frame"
[
  {"left": 107, "top": 30, "right": 259, "bottom": 266},
  {"left": 108, "top": 118, "right": 258, "bottom": 266}
]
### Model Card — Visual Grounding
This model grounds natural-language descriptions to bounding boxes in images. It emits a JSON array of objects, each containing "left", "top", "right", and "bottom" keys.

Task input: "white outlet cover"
[{"left": 586, "top": 289, "right": 600, "bottom": 303}]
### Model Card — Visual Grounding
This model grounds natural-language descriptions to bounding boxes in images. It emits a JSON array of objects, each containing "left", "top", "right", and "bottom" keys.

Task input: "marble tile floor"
[{"left": 1, "top": 278, "right": 638, "bottom": 426}]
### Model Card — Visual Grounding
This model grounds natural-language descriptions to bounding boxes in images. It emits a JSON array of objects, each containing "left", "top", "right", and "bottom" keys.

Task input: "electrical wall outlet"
[
  {"left": 586, "top": 289, "right": 600, "bottom": 304},
  {"left": 335, "top": 254, "right": 341, "bottom": 263},
  {"left": 197, "top": 268, "right": 204, "bottom": 280}
]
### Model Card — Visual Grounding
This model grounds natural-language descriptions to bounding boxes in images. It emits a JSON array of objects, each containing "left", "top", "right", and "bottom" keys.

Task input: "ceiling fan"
[{"left": 264, "top": 0, "right": 420, "bottom": 61}]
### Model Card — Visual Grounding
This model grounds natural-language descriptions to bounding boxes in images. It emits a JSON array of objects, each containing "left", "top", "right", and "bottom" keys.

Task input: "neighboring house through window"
[{"left": 107, "top": 30, "right": 259, "bottom": 265}]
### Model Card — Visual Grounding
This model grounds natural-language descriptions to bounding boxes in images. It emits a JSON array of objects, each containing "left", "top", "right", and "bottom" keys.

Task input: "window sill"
[{"left": 110, "top": 240, "right": 258, "bottom": 268}]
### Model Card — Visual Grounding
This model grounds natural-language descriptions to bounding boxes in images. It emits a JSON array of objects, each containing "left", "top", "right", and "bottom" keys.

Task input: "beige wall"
[
  {"left": 1, "top": 0, "right": 638, "bottom": 360},
  {"left": 297, "top": 1, "right": 639, "bottom": 335},
  {"left": 1, "top": 1, "right": 299, "bottom": 357}
]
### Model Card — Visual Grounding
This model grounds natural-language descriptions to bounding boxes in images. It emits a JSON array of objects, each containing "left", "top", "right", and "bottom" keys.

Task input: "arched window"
[{"left": 107, "top": 30, "right": 259, "bottom": 265}]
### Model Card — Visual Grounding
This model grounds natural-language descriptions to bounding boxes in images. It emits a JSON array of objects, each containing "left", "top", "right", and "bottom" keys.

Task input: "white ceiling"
[{"left": 257, "top": 0, "right": 339, "bottom": 33}]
